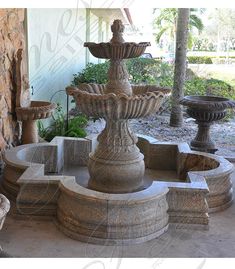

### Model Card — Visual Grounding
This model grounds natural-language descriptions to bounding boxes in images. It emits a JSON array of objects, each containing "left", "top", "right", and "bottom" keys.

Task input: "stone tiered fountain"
[
  {"left": 1, "top": 20, "right": 234, "bottom": 246},
  {"left": 67, "top": 20, "right": 170, "bottom": 194}
]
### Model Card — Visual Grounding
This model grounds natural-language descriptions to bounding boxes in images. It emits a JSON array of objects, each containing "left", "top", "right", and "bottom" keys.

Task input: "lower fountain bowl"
[{"left": 66, "top": 84, "right": 170, "bottom": 120}]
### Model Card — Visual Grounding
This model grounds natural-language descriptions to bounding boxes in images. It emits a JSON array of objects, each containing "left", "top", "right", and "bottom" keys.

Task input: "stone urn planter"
[
  {"left": 180, "top": 95, "right": 235, "bottom": 153},
  {"left": 16, "top": 101, "right": 56, "bottom": 144}
]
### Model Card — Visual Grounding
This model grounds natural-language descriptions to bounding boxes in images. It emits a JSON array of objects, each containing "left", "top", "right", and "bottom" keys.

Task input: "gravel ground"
[{"left": 86, "top": 112, "right": 235, "bottom": 159}]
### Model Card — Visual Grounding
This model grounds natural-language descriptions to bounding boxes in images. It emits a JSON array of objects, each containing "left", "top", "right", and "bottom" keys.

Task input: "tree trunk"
[{"left": 170, "top": 8, "right": 190, "bottom": 127}]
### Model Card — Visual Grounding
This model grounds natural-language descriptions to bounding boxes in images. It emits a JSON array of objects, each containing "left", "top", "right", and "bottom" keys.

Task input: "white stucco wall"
[
  {"left": 27, "top": 8, "right": 100, "bottom": 110},
  {"left": 27, "top": 8, "right": 122, "bottom": 115},
  {"left": 89, "top": 12, "right": 99, "bottom": 64}
]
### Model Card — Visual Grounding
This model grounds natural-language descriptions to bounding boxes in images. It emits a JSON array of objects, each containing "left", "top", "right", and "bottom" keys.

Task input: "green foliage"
[
  {"left": 71, "top": 59, "right": 235, "bottom": 120},
  {"left": 72, "top": 58, "right": 174, "bottom": 86},
  {"left": 187, "top": 56, "right": 213, "bottom": 64},
  {"left": 72, "top": 62, "right": 109, "bottom": 85},
  {"left": 192, "top": 37, "right": 216, "bottom": 51},
  {"left": 184, "top": 78, "right": 235, "bottom": 100},
  {"left": 72, "top": 59, "right": 235, "bottom": 99},
  {"left": 37, "top": 104, "right": 88, "bottom": 142},
  {"left": 187, "top": 56, "right": 235, "bottom": 64},
  {"left": 127, "top": 58, "right": 174, "bottom": 84},
  {"left": 154, "top": 8, "right": 204, "bottom": 49}
]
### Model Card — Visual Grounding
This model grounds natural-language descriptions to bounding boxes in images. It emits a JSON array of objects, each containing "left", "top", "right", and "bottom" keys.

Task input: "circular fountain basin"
[{"left": 0, "top": 135, "right": 234, "bottom": 244}]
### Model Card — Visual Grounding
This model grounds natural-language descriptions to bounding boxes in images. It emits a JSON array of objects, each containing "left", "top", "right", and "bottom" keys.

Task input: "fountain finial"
[{"left": 110, "top": 20, "right": 125, "bottom": 43}]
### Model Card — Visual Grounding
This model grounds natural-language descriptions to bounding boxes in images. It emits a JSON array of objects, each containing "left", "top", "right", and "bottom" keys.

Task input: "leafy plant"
[
  {"left": 71, "top": 59, "right": 234, "bottom": 119},
  {"left": 37, "top": 104, "right": 88, "bottom": 142},
  {"left": 72, "top": 58, "right": 174, "bottom": 86},
  {"left": 72, "top": 62, "right": 109, "bottom": 85},
  {"left": 153, "top": 8, "right": 204, "bottom": 49}
]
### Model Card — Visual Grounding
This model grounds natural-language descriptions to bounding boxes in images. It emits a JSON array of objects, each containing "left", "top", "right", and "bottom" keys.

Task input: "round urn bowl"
[
  {"left": 180, "top": 95, "right": 235, "bottom": 153},
  {"left": 16, "top": 101, "right": 56, "bottom": 144}
]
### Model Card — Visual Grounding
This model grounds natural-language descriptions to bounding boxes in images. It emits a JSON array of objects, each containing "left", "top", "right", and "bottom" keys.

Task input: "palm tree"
[
  {"left": 154, "top": 8, "right": 204, "bottom": 50},
  {"left": 169, "top": 9, "right": 190, "bottom": 127}
]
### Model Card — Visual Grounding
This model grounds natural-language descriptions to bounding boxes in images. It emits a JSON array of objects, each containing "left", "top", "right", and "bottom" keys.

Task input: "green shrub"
[
  {"left": 38, "top": 104, "right": 88, "bottom": 142},
  {"left": 127, "top": 58, "right": 173, "bottom": 84},
  {"left": 72, "top": 60, "right": 235, "bottom": 100},
  {"left": 71, "top": 59, "right": 234, "bottom": 119},
  {"left": 72, "top": 58, "right": 174, "bottom": 86},
  {"left": 187, "top": 56, "right": 213, "bottom": 64},
  {"left": 184, "top": 78, "right": 235, "bottom": 99},
  {"left": 72, "top": 62, "right": 109, "bottom": 85}
]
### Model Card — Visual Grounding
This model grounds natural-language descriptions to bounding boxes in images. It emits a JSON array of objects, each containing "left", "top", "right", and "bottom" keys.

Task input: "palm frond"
[
  {"left": 189, "top": 14, "right": 204, "bottom": 32},
  {"left": 155, "top": 26, "right": 170, "bottom": 43}
]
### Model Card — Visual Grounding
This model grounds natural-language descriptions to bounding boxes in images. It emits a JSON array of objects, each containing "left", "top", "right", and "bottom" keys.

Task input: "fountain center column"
[
  {"left": 88, "top": 118, "right": 145, "bottom": 193},
  {"left": 95, "top": 119, "right": 140, "bottom": 160},
  {"left": 86, "top": 20, "right": 146, "bottom": 193},
  {"left": 105, "top": 59, "right": 132, "bottom": 96}
]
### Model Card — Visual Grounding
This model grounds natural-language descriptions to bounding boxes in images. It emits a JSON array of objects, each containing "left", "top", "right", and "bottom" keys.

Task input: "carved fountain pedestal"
[{"left": 180, "top": 95, "right": 235, "bottom": 153}]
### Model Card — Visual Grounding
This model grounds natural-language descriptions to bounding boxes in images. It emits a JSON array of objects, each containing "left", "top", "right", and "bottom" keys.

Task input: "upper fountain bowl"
[{"left": 84, "top": 42, "right": 151, "bottom": 60}]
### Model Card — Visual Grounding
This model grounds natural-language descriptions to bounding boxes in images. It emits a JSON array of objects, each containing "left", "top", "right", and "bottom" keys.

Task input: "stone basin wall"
[{"left": 0, "top": 9, "right": 26, "bottom": 154}]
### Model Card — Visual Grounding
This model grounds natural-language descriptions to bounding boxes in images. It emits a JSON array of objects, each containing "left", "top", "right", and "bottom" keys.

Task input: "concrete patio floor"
[{"left": 0, "top": 163, "right": 235, "bottom": 258}]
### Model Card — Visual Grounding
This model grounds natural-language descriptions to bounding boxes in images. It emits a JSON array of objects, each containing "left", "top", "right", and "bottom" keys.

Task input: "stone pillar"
[
  {"left": 22, "top": 120, "right": 38, "bottom": 144},
  {"left": 190, "top": 121, "right": 216, "bottom": 153}
]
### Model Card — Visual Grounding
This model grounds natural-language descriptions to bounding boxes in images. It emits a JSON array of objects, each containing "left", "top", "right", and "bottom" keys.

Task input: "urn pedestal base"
[{"left": 190, "top": 121, "right": 217, "bottom": 154}]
